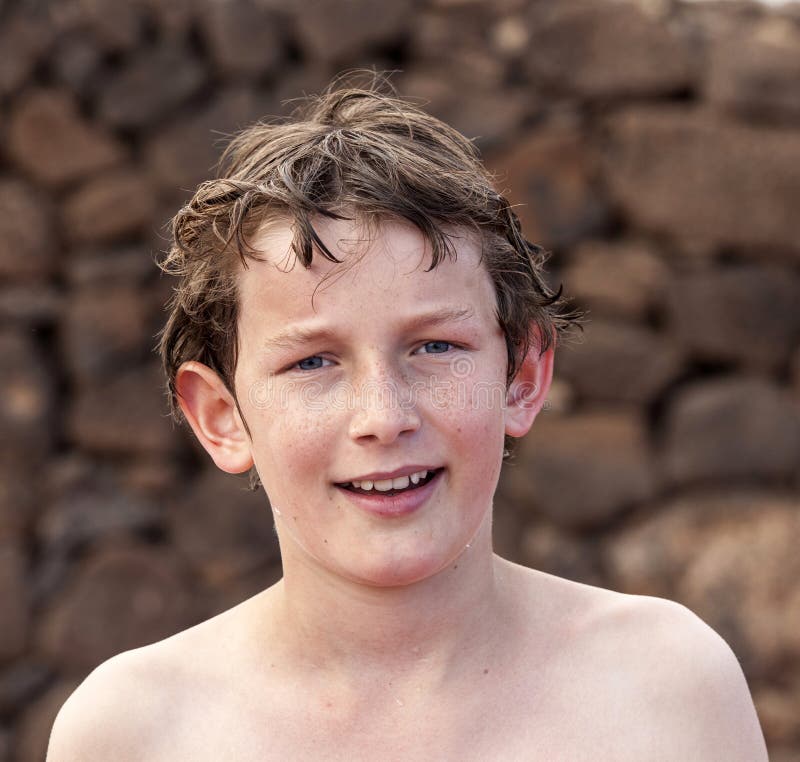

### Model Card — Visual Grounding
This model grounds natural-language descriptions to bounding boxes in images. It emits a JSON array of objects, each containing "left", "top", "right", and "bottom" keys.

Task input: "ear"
[
  {"left": 175, "top": 361, "right": 254, "bottom": 474},
  {"left": 504, "top": 331, "right": 555, "bottom": 438}
]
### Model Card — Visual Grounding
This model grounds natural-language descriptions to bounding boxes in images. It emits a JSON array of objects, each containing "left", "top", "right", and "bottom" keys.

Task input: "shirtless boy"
[{"left": 47, "top": 83, "right": 767, "bottom": 761}]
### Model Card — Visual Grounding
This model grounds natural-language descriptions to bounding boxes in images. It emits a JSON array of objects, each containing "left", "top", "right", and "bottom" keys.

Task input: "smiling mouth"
[{"left": 337, "top": 468, "right": 442, "bottom": 497}]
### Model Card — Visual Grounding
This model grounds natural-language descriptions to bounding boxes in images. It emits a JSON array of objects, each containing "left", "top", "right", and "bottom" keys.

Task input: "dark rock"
[
  {"left": 0, "top": 542, "right": 28, "bottom": 664},
  {"left": 50, "top": 32, "right": 103, "bottom": 95},
  {"left": 0, "top": 331, "right": 54, "bottom": 459},
  {"left": 167, "top": 469, "right": 279, "bottom": 585},
  {"left": 519, "top": 521, "right": 604, "bottom": 586},
  {"left": 667, "top": 265, "right": 800, "bottom": 371},
  {"left": 61, "top": 285, "right": 150, "bottom": 381},
  {"left": 606, "top": 491, "right": 800, "bottom": 678},
  {"left": 66, "top": 245, "right": 156, "bottom": 287},
  {"left": 487, "top": 125, "right": 610, "bottom": 249},
  {"left": 0, "top": 662, "right": 51, "bottom": 718},
  {"left": 62, "top": 169, "right": 157, "bottom": 244},
  {"left": 662, "top": 377, "right": 800, "bottom": 485},
  {"left": 7, "top": 90, "right": 125, "bottom": 188},
  {"left": 145, "top": 88, "right": 277, "bottom": 192},
  {"left": 78, "top": 0, "right": 146, "bottom": 52},
  {"left": 294, "top": 0, "right": 413, "bottom": 63},
  {"left": 98, "top": 44, "right": 206, "bottom": 129},
  {"left": 0, "top": 11, "right": 54, "bottom": 96},
  {"left": 13, "top": 680, "right": 80, "bottom": 762},
  {"left": 38, "top": 481, "right": 162, "bottom": 557},
  {"left": 753, "top": 682, "right": 800, "bottom": 746},
  {"left": 502, "top": 411, "right": 657, "bottom": 529},
  {"left": 556, "top": 319, "right": 685, "bottom": 405},
  {"left": 198, "top": 0, "right": 284, "bottom": 78},
  {"left": 604, "top": 107, "right": 800, "bottom": 253},
  {"left": 66, "top": 363, "right": 180, "bottom": 455},
  {"left": 563, "top": 240, "right": 671, "bottom": 320},
  {"left": 525, "top": 1, "right": 698, "bottom": 99},
  {"left": 0, "top": 180, "right": 56, "bottom": 279},
  {"left": 0, "top": 456, "right": 38, "bottom": 539},
  {"left": 399, "top": 68, "right": 532, "bottom": 150},
  {"left": 0, "top": 286, "right": 63, "bottom": 326},
  {"left": 37, "top": 544, "right": 192, "bottom": 672},
  {"left": 705, "top": 17, "right": 800, "bottom": 122}
]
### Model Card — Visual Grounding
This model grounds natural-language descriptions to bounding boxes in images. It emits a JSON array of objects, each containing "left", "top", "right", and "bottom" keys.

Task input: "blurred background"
[{"left": 1, "top": 0, "right": 799, "bottom": 759}]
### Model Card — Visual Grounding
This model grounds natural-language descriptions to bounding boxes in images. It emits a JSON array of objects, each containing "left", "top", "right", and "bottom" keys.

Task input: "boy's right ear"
[{"left": 175, "top": 361, "right": 254, "bottom": 474}]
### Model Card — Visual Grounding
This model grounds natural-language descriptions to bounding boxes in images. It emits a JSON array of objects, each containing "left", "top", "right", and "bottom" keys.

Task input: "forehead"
[{"left": 237, "top": 216, "right": 497, "bottom": 325}]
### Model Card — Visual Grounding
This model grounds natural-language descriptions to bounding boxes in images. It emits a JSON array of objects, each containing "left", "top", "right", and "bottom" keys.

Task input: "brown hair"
[{"left": 158, "top": 75, "right": 582, "bottom": 455}]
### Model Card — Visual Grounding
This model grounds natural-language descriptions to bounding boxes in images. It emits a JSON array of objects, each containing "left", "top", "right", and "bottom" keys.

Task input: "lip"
[
  {"left": 335, "top": 468, "right": 443, "bottom": 518},
  {"left": 336, "top": 464, "right": 442, "bottom": 484}
]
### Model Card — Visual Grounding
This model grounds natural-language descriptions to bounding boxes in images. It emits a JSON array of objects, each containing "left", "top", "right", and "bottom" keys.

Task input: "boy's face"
[{"left": 188, "top": 216, "right": 551, "bottom": 587}]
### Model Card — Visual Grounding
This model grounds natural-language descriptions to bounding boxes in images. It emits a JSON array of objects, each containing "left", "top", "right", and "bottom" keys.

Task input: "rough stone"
[
  {"left": 563, "top": 240, "right": 671, "bottom": 320},
  {"left": 62, "top": 169, "right": 157, "bottom": 244},
  {"left": 706, "top": 17, "right": 800, "bottom": 122},
  {"left": 0, "top": 542, "right": 29, "bottom": 664},
  {"left": 37, "top": 544, "right": 192, "bottom": 672},
  {"left": 753, "top": 681, "right": 800, "bottom": 745},
  {"left": 167, "top": 469, "right": 280, "bottom": 585},
  {"left": 38, "top": 481, "right": 162, "bottom": 557},
  {"left": 66, "top": 363, "right": 180, "bottom": 455},
  {"left": 519, "top": 521, "right": 604, "bottom": 585},
  {"left": 525, "top": 1, "right": 698, "bottom": 99},
  {"left": 50, "top": 32, "right": 103, "bottom": 95},
  {"left": 0, "top": 11, "right": 54, "bottom": 95},
  {"left": 0, "top": 457, "right": 38, "bottom": 540},
  {"left": 198, "top": 0, "right": 284, "bottom": 78},
  {"left": 0, "top": 331, "right": 54, "bottom": 459},
  {"left": 66, "top": 245, "right": 156, "bottom": 287},
  {"left": 399, "top": 68, "right": 531, "bottom": 149},
  {"left": 606, "top": 491, "right": 800, "bottom": 678},
  {"left": 77, "top": 0, "right": 146, "bottom": 52},
  {"left": 667, "top": 265, "right": 800, "bottom": 371},
  {"left": 13, "top": 680, "right": 80, "bottom": 762},
  {"left": 294, "top": 0, "right": 412, "bottom": 63},
  {"left": 7, "top": 90, "right": 125, "bottom": 188},
  {"left": 487, "top": 126, "right": 610, "bottom": 249},
  {"left": 662, "top": 377, "right": 800, "bottom": 486},
  {"left": 0, "top": 286, "right": 63, "bottom": 326},
  {"left": 0, "top": 180, "right": 56, "bottom": 279},
  {"left": 502, "top": 411, "right": 657, "bottom": 529},
  {"left": 604, "top": 107, "right": 800, "bottom": 253},
  {"left": 556, "top": 319, "right": 685, "bottom": 404},
  {"left": 61, "top": 285, "right": 150, "bottom": 381},
  {"left": 146, "top": 88, "right": 276, "bottom": 192},
  {"left": 98, "top": 44, "right": 206, "bottom": 129},
  {"left": 0, "top": 662, "right": 51, "bottom": 718}
]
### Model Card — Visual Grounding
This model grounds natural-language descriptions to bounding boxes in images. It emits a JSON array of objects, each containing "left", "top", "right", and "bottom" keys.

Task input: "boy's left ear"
[{"left": 504, "top": 331, "right": 554, "bottom": 438}]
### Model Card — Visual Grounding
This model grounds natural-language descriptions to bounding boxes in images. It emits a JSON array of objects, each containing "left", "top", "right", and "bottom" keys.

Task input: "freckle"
[
  {"left": 483, "top": 668, "right": 489, "bottom": 675},
  {"left": 324, "top": 539, "right": 328, "bottom": 543},
  {"left": 453, "top": 564, "right": 458, "bottom": 570}
]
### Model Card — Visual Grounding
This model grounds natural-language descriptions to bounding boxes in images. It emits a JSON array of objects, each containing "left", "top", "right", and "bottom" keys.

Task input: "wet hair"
[{"left": 158, "top": 74, "right": 583, "bottom": 467}]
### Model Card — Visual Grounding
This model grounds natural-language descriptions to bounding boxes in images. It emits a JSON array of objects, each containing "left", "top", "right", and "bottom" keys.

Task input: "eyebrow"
[{"left": 261, "top": 306, "right": 476, "bottom": 352}]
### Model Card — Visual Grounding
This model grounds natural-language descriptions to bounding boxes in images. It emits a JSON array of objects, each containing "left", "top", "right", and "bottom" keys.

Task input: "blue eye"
[
  {"left": 420, "top": 341, "right": 453, "bottom": 354},
  {"left": 296, "top": 356, "right": 327, "bottom": 371}
]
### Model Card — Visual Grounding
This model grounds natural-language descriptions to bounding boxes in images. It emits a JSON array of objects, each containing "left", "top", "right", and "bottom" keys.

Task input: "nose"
[{"left": 347, "top": 367, "right": 421, "bottom": 445}]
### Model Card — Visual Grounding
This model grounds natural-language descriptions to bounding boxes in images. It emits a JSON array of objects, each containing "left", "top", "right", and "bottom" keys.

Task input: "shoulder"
[
  {"left": 46, "top": 645, "right": 175, "bottom": 762},
  {"left": 584, "top": 591, "right": 768, "bottom": 761}
]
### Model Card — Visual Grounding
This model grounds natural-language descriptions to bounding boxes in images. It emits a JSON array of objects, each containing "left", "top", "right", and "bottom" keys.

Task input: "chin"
[{"left": 341, "top": 546, "right": 461, "bottom": 589}]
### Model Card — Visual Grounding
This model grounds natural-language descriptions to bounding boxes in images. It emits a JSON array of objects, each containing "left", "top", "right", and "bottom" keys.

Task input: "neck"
[{"left": 263, "top": 518, "right": 507, "bottom": 688}]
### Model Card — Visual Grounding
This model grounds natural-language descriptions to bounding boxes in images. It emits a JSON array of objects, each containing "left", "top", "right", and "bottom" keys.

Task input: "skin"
[{"left": 46, "top": 217, "right": 768, "bottom": 761}]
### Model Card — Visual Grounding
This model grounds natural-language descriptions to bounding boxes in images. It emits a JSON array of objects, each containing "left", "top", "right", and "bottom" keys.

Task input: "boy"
[{"left": 47, "top": 82, "right": 767, "bottom": 761}]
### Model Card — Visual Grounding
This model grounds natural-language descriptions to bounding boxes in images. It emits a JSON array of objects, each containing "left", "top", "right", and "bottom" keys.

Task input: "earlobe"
[
  {"left": 175, "top": 361, "right": 254, "bottom": 474},
  {"left": 504, "top": 339, "right": 554, "bottom": 439}
]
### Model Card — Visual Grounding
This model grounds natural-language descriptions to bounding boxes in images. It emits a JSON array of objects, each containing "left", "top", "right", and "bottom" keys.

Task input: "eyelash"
[{"left": 288, "top": 341, "right": 461, "bottom": 373}]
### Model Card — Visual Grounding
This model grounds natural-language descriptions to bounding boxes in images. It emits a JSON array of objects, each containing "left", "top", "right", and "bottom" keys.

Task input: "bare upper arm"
[
  {"left": 46, "top": 650, "right": 168, "bottom": 762},
  {"left": 612, "top": 596, "right": 768, "bottom": 762}
]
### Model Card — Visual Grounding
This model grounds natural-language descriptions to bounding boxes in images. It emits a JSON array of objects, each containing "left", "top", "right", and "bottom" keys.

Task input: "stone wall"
[{"left": 1, "top": 0, "right": 799, "bottom": 759}]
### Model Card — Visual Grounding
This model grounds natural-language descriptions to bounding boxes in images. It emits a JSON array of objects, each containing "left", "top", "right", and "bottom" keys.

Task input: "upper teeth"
[{"left": 350, "top": 470, "right": 429, "bottom": 492}]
